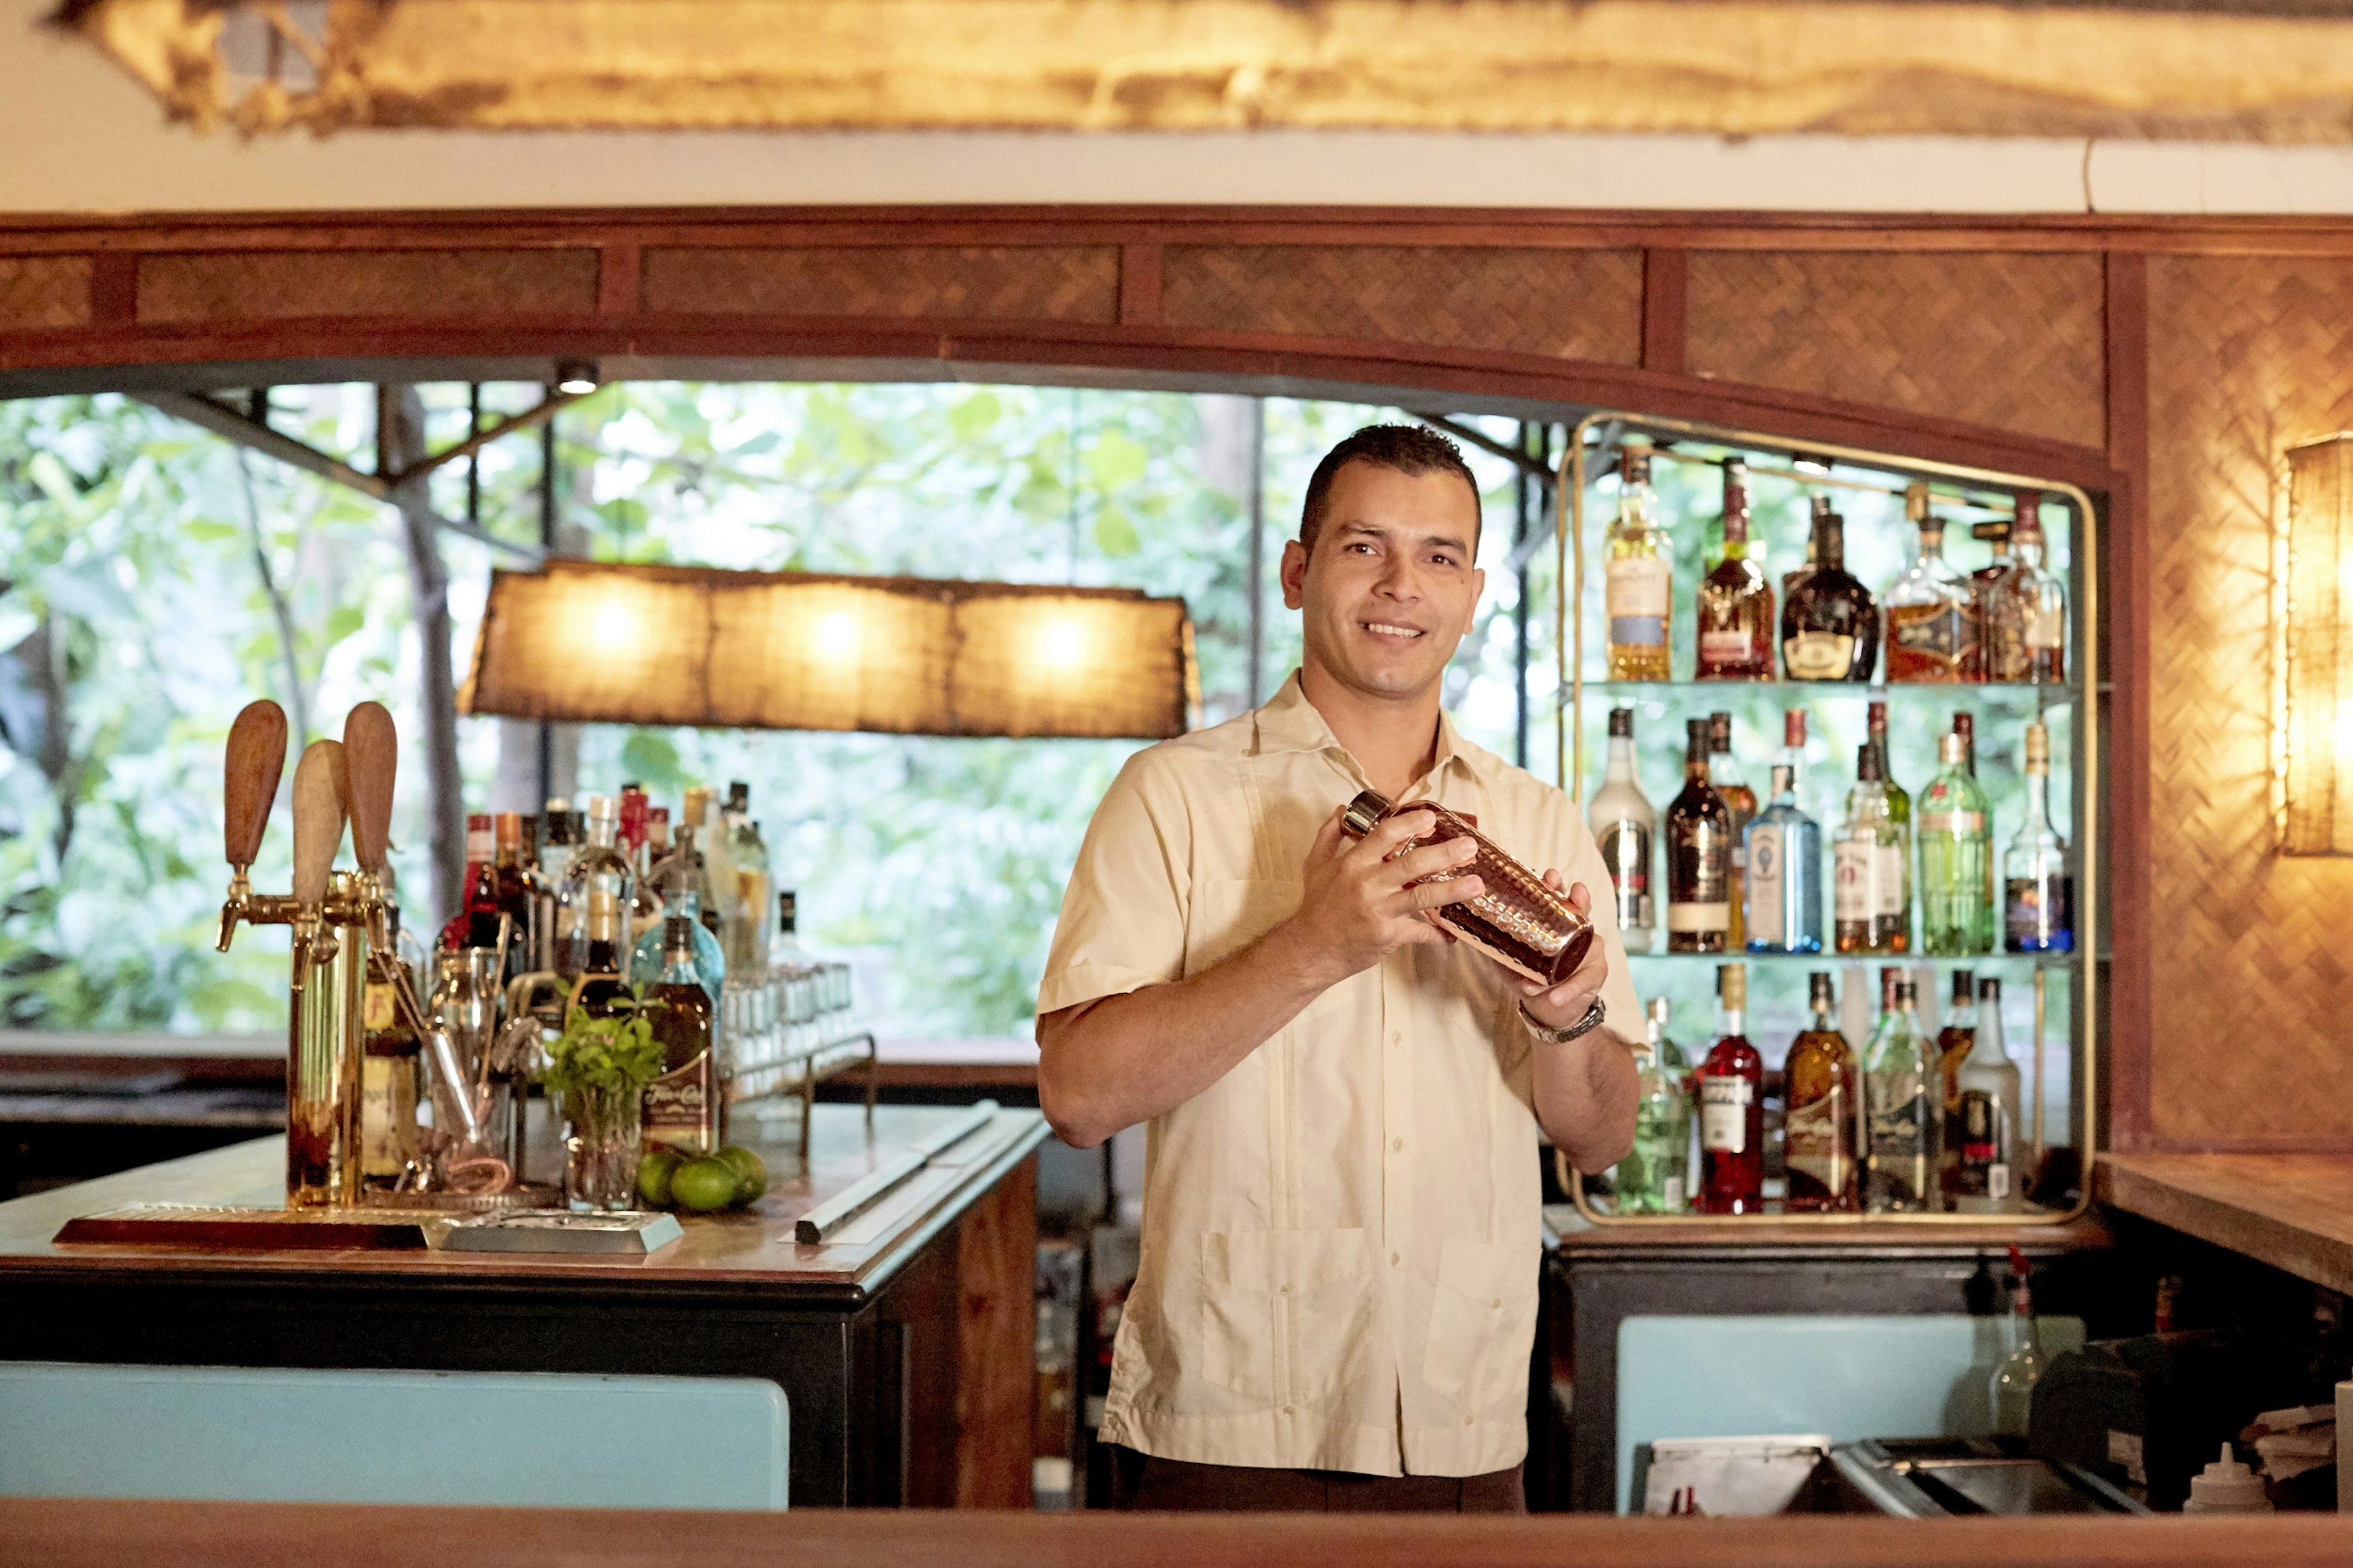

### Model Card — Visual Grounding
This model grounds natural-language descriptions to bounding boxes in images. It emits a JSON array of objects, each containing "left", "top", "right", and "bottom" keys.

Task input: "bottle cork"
[
  {"left": 1718, "top": 963, "right": 1747, "bottom": 1010},
  {"left": 2025, "top": 722, "right": 2050, "bottom": 771}
]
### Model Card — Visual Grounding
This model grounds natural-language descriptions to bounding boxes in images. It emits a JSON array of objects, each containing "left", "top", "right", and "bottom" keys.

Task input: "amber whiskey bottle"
[
  {"left": 1696, "top": 456, "right": 1775, "bottom": 681},
  {"left": 1665, "top": 718, "right": 1732, "bottom": 953},
  {"left": 1780, "top": 509, "right": 1880, "bottom": 682},
  {"left": 1604, "top": 439, "right": 1673, "bottom": 682},
  {"left": 1784, "top": 971, "right": 1860, "bottom": 1213},
  {"left": 643, "top": 915, "right": 722, "bottom": 1156},
  {"left": 1695, "top": 963, "right": 1764, "bottom": 1214}
]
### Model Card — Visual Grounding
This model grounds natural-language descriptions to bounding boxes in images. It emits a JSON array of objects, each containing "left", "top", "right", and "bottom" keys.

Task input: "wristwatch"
[{"left": 1519, "top": 998, "right": 1606, "bottom": 1045}]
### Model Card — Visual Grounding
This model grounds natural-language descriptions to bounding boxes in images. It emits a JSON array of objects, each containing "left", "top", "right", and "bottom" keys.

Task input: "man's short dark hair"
[{"left": 1298, "top": 424, "right": 1481, "bottom": 559}]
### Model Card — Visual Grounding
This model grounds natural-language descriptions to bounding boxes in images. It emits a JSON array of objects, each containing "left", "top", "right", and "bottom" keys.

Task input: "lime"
[
  {"left": 717, "top": 1145, "right": 768, "bottom": 1205},
  {"left": 670, "top": 1155, "right": 741, "bottom": 1214},
  {"left": 637, "top": 1149, "right": 681, "bottom": 1208}
]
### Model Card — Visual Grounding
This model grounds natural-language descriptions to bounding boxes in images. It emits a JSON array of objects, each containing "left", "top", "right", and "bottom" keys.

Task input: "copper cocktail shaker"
[{"left": 1341, "top": 791, "right": 1596, "bottom": 985}]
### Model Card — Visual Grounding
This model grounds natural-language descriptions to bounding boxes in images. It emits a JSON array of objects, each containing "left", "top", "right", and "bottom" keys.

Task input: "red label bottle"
[{"left": 1696, "top": 961, "right": 1765, "bottom": 1214}]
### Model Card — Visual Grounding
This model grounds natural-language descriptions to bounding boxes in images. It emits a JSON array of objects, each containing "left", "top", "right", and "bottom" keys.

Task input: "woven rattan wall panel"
[
  {"left": 2146, "top": 254, "right": 2353, "bottom": 1148},
  {"left": 1688, "top": 251, "right": 2107, "bottom": 449},
  {"left": 138, "top": 250, "right": 600, "bottom": 324},
  {"left": 641, "top": 246, "right": 1120, "bottom": 322},
  {"left": 1159, "top": 246, "right": 1643, "bottom": 363},
  {"left": 0, "top": 258, "right": 91, "bottom": 331}
]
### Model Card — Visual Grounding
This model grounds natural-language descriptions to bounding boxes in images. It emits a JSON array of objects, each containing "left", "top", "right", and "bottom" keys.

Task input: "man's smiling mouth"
[{"left": 1362, "top": 621, "right": 1425, "bottom": 640}]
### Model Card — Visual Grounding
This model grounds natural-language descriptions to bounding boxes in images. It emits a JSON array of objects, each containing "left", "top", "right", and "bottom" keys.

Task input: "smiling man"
[{"left": 1036, "top": 423, "right": 1643, "bottom": 1512}]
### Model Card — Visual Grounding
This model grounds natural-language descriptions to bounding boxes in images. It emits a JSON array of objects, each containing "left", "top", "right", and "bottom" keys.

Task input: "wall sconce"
[
  {"left": 2282, "top": 433, "right": 2353, "bottom": 854},
  {"left": 457, "top": 559, "right": 1196, "bottom": 740}
]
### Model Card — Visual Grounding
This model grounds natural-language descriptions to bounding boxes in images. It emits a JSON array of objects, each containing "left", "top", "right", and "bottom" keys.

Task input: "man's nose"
[{"left": 1373, "top": 554, "right": 1420, "bottom": 598}]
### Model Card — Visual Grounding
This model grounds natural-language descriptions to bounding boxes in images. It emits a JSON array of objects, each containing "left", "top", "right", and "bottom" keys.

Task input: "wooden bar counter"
[{"left": 0, "top": 1103, "right": 1049, "bottom": 1509}]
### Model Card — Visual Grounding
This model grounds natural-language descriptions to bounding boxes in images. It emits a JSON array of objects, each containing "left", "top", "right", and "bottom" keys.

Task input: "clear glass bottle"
[
  {"left": 631, "top": 822, "right": 728, "bottom": 995},
  {"left": 1784, "top": 971, "right": 1860, "bottom": 1213},
  {"left": 1952, "top": 976, "right": 2023, "bottom": 1212},
  {"left": 1709, "top": 713, "right": 1756, "bottom": 950},
  {"left": 1780, "top": 506, "right": 1879, "bottom": 683},
  {"left": 1619, "top": 999, "right": 1692, "bottom": 1214},
  {"left": 1586, "top": 706, "right": 1656, "bottom": 954},
  {"left": 1918, "top": 733, "right": 1994, "bottom": 956},
  {"left": 1665, "top": 718, "right": 1732, "bottom": 954},
  {"left": 537, "top": 800, "right": 581, "bottom": 976},
  {"left": 1695, "top": 963, "right": 1764, "bottom": 1215},
  {"left": 1881, "top": 483, "right": 1978, "bottom": 684},
  {"left": 1985, "top": 493, "right": 2067, "bottom": 685},
  {"left": 2004, "top": 722, "right": 2075, "bottom": 953},
  {"left": 1990, "top": 1246, "right": 2047, "bottom": 1437},
  {"left": 1745, "top": 710, "right": 1822, "bottom": 955},
  {"left": 560, "top": 795, "right": 637, "bottom": 993},
  {"left": 1953, "top": 712, "right": 1999, "bottom": 950},
  {"left": 774, "top": 890, "right": 815, "bottom": 1059},
  {"left": 1605, "top": 439, "right": 1673, "bottom": 682},
  {"left": 1865, "top": 972, "right": 1938, "bottom": 1213},
  {"left": 724, "top": 782, "right": 774, "bottom": 981},
  {"left": 1835, "top": 745, "right": 1909, "bottom": 955},
  {"left": 1868, "top": 699, "right": 1911, "bottom": 840},
  {"left": 642, "top": 915, "right": 722, "bottom": 1157},
  {"left": 1696, "top": 456, "right": 1775, "bottom": 681},
  {"left": 1340, "top": 792, "right": 1596, "bottom": 983}
]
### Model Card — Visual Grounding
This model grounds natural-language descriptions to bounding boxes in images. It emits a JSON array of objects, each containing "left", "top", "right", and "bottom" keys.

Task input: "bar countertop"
[
  {"left": 2099, "top": 1151, "right": 2353, "bottom": 1297},
  {"left": 1547, "top": 1203, "right": 2115, "bottom": 1257},
  {"left": 10, "top": 1498, "right": 2353, "bottom": 1568},
  {"left": 0, "top": 1102, "right": 1048, "bottom": 1303}
]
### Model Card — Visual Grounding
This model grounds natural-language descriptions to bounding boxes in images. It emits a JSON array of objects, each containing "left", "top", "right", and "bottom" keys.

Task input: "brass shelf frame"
[{"left": 1555, "top": 409, "right": 2099, "bottom": 1229}]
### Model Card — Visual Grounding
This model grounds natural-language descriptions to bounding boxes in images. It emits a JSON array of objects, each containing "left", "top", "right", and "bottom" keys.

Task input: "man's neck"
[{"left": 1296, "top": 661, "right": 1443, "bottom": 800}]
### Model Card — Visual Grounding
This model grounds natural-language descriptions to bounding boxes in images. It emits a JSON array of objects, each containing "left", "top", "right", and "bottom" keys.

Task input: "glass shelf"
[
  {"left": 1622, "top": 949, "right": 2082, "bottom": 968},
  {"left": 1559, "top": 681, "right": 2077, "bottom": 706}
]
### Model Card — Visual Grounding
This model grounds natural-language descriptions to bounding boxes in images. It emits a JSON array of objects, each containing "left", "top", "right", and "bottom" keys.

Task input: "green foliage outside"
[{"left": 0, "top": 384, "right": 1543, "bottom": 1040}]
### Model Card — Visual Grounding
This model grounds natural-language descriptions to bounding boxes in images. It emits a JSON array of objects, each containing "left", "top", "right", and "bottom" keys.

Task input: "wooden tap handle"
[
  {"left": 341, "top": 701, "right": 398, "bottom": 876},
  {"left": 223, "top": 700, "right": 288, "bottom": 869},
  {"left": 290, "top": 740, "right": 347, "bottom": 908}
]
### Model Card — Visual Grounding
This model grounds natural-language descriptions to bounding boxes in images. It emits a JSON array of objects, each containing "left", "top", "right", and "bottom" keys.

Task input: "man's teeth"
[{"left": 1365, "top": 623, "right": 1423, "bottom": 638}]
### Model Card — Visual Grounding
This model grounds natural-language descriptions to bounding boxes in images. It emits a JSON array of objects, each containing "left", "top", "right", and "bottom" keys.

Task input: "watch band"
[{"left": 1520, "top": 998, "right": 1606, "bottom": 1045}]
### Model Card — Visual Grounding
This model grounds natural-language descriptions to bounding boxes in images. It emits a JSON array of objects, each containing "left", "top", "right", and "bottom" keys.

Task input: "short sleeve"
[{"left": 1036, "top": 748, "right": 1194, "bottom": 1018}]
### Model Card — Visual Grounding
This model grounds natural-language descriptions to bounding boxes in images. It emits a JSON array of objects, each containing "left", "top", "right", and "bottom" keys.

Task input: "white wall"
[{"left": 10, "top": 0, "right": 2353, "bottom": 216}]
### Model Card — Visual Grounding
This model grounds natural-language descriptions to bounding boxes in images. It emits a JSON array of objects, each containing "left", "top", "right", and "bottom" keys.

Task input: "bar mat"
[{"left": 55, "top": 1205, "right": 430, "bottom": 1249}]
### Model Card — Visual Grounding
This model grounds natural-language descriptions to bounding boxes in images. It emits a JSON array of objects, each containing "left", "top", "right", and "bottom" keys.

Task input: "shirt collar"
[{"left": 1251, "top": 671, "right": 1490, "bottom": 793}]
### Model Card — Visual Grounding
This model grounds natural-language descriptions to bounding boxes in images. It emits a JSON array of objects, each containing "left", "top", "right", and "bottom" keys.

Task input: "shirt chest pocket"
[
  {"left": 1422, "top": 1237, "right": 1540, "bottom": 1412},
  {"left": 1198, "top": 1228, "right": 1381, "bottom": 1406},
  {"left": 1184, "top": 878, "right": 1301, "bottom": 977}
]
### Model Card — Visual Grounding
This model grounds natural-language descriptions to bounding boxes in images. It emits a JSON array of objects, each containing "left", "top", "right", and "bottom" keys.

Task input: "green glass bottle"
[
  {"left": 1617, "top": 998, "right": 1692, "bottom": 1214},
  {"left": 1917, "top": 733, "right": 1993, "bottom": 956}
]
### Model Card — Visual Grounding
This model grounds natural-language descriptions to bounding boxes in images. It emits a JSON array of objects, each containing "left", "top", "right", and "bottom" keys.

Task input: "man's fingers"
[
  {"left": 1305, "top": 806, "right": 1348, "bottom": 866},
  {"left": 1567, "top": 881, "right": 1593, "bottom": 915},
  {"left": 1404, "top": 873, "right": 1483, "bottom": 912},
  {"left": 1349, "top": 808, "right": 1438, "bottom": 862},
  {"left": 1387, "top": 835, "right": 1478, "bottom": 885},
  {"left": 1541, "top": 868, "right": 1564, "bottom": 892}
]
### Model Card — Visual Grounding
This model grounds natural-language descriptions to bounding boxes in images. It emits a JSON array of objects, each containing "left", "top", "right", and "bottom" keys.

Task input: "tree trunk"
[{"left": 379, "top": 384, "right": 464, "bottom": 929}]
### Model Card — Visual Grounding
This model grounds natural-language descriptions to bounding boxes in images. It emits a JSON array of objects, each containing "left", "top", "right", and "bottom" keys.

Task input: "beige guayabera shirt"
[{"left": 1038, "top": 674, "right": 1643, "bottom": 1477}]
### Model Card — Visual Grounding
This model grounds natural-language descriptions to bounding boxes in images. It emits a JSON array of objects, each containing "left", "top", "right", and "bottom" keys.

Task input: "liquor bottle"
[
  {"left": 1864, "top": 973, "right": 1938, "bottom": 1213},
  {"left": 568, "top": 884, "right": 634, "bottom": 1021},
  {"left": 1918, "top": 734, "right": 1993, "bottom": 956},
  {"left": 537, "top": 801, "right": 582, "bottom": 977},
  {"left": 724, "top": 782, "right": 774, "bottom": 980},
  {"left": 1784, "top": 971, "right": 1860, "bottom": 1213},
  {"left": 438, "top": 814, "right": 502, "bottom": 951},
  {"left": 1341, "top": 792, "right": 1596, "bottom": 983},
  {"left": 1745, "top": 711, "right": 1823, "bottom": 955},
  {"left": 491, "top": 811, "right": 539, "bottom": 980},
  {"left": 1709, "top": 713, "right": 1757, "bottom": 949},
  {"left": 2005, "top": 722, "right": 2075, "bottom": 953},
  {"left": 1868, "top": 700, "right": 1911, "bottom": 838},
  {"left": 560, "top": 795, "right": 637, "bottom": 996},
  {"left": 1604, "top": 439, "right": 1673, "bottom": 682},
  {"left": 358, "top": 905, "right": 422, "bottom": 1195},
  {"left": 1696, "top": 456, "right": 1775, "bottom": 681},
  {"left": 618, "top": 784, "right": 651, "bottom": 861},
  {"left": 1665, "top": 718, "right": 1732, "bottom": 954},
  {"left": 1950, "top": 977, "right": 2023, "bottom": 1212},
  {"left": 642, "top": 915, "right": 722, "bottom": 1157},
  {"left": 1781, "top": 494, "right": 1827, "bottom": 606},
  {"left": 626, "top": 805, "right": 669, "bottom": 951},
  {"left": 1969, "top": 512, "right": 2015, "bottom": 684},
  {"left": 1990, "top": 1246, "right": 2047, "bottom": 1437},
  {"left": 630, "top": 822, "right": 728, "bottom": 994},
  {"left": 1881, "top": 483, "right": 1977, "bottom": 684},
  {"left": 1835, "top": 745, "right": 1909, "bottom": 955},
  {"left": 1587, "top": 707, "right": 1656, "bottom": 953},
  {"left": 1985, "top": 493, "right": 2067, "bottom": 684},
  {"left": 1934, "top": 968, "right": 1976, "bottom": 1200},
  {"left": 1779, "top": 504, "right": 1880, "bottom": 682},
  {"left": 680, "top": 784, "right": 726, "bottom": 941},
  {"left": 1695, "top": 964, "right": 1764, "bottom": 1215},
  {"left": 1620, "top": 998, "right": 1692, "bottom": 1214},
  {"left": 775, "top": 890, "right": 814, "bottom": 1058},
  {"left": 1953, "top": 711, "right": 1998, "bottom": 950}
]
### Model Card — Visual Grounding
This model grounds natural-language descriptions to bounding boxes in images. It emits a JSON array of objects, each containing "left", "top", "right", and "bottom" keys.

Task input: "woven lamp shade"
[
  {"left": 2283, "top": 434, "right": 2353, "bottom": 855},
  {"left": 459, "top": 559, "right": 1194, "bottom": 740}
]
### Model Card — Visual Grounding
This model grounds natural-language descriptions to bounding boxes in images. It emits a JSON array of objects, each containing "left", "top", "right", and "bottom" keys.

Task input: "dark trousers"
[{"left": 1113, "top": 1447, "right": 1528, "bottom": 1513}]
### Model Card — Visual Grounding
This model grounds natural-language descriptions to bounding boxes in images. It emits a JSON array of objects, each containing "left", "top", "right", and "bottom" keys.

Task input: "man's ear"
[
  {"left": 1280, "top": 538, "right": 1309, "bottom": 610},
  {"left": 1464, "top": 566, "right": 1487, "bottom": 634}
]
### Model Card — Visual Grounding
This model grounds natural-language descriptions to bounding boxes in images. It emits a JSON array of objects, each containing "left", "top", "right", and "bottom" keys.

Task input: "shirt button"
[
  {"left": 1390, "top": 1251, "right": 1401, "bottom": 1267},
  {"left": 1390, "top": 1031, "right": 1402, "bottom": 1045},
  {"left": 1392, "top": 1137, "right": 1405, "bottom": 1153},
  {"left": 1464, "top": 1415, "right": 1475, "bottom": 1427},
  {"left": 1279, "top": 1284, "right": 1290, "bottom": 1295}
]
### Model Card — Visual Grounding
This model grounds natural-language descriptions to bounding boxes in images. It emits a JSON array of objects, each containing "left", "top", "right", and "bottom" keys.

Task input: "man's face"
[{"left": 1282, "top": 460, "right": 1485, "bottom": 704}]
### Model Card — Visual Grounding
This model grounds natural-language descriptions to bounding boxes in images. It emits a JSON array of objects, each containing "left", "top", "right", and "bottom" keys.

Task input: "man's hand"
[
  {"left": 1518, "top": 873, "right": 1609, "bottom": 1029},
  {"left": 1276, "top": 806, "right": 1483, "bottom": 989}
]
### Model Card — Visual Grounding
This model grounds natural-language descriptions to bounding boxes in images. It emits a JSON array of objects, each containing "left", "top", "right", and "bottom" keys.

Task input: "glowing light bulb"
[
  {"left": 814, "top": 609, "right": 862, "bottom": 661},
  {"left": 1039, "top": 619, "right": 1087, "bottom": 669}
]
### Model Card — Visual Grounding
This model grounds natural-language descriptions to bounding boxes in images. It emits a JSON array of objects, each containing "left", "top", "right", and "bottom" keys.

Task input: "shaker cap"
[{"left": 1341, "top": 790, "right": 1392, "bottom": 839}]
